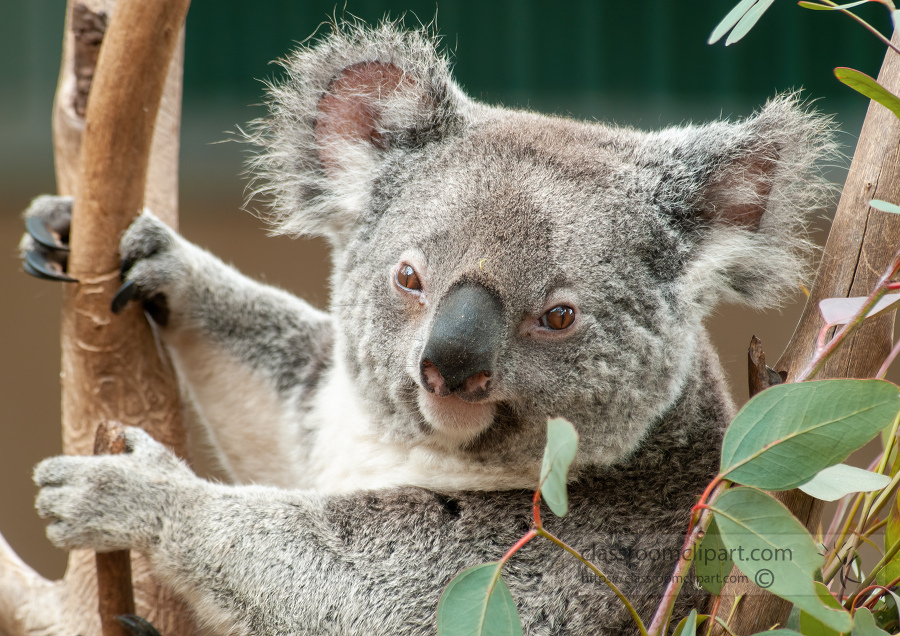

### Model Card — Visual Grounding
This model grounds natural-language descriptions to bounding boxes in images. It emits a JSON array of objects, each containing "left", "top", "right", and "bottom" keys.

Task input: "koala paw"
[
  {"left": 114, "top": 212, "right": 190, "bottom": 326},
  {"left": 19, "top": 195, "right": 76, "bottom": 282},
  {"left": 34, "top": 427, "right": 194, "bottom": 553}
]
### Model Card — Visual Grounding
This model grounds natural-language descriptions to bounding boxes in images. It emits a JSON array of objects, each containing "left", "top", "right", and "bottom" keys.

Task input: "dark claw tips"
[
  {"left": 25, "top": 215, "right": 69, "bottom": 252},
  {"left": 23, "top": 250, "right": 77, "bottom": 283},
  {"left": 111, "top": 280, "right": 138, "bottom": 313},
  {"left": 116, "top": 615, "right": 163, "bottom": 636}
]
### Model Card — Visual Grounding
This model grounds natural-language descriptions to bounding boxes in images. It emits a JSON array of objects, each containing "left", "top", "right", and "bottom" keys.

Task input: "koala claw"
[
  {"left": 23, "top": 249, "right": 77, "bottom": 282},
  {"left": 20, "top": 195, "right": 77, "bottom": 283},
  {"left": 111, "top": 279, "right": 139, "bottom": 314},
  {"left": 117, "top": 615, "right": 162, "bottom": 636},
  {"left": 25, "top": 214, "right": 70, "bottom": 252},
  {"left": 112, "top": 212, "right": 181, "bottom": 325}
]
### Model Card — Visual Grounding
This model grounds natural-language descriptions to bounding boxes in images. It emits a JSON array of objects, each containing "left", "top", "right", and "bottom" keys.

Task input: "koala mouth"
[{"left": 417, "top": 389, "right": 496, "bottom": 443}]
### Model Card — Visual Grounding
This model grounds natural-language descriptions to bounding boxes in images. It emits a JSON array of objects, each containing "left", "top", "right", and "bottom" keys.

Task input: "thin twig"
[
  {"left": 810, "top": 0, "right": 900, "bottom": 55},
  {"left": 648, "top": 480, "right": 730, "bottom": 636},
  {"left": 797, "top": 247, "right": 900, "bottom": 381},
  {"left": 878, "top": 337, "right": 900, "bottom": 378},
  {"left": 844, "top": 536, "right": 900, "bottom": 608},
  {"left": 535, "top": 527, "right": 649, "bottom": 636}
]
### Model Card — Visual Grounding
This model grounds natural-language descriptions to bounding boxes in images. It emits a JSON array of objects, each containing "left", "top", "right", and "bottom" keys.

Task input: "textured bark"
[
  {"left": 711, "top": 32, "right": 900, "bottom": 635},
  {"left": 0, "top": 0, "right": 195, "bottom": 634},
  {"left": 747, "top": 335, "right": 785, "bottom": 398},
  {"left": 93, "top": 422, "right": 135, "bottom": 636}
]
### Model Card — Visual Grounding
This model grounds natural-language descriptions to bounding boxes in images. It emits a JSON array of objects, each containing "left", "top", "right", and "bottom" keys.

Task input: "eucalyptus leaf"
[
  {"left": 798, "top": 0, "right": 874, "bottom": 9},
  {"left": 799, "top": 582, "right": 844, "bottom": 636},
  {"left": 539, "top": 418, "right": 579, "bottom": 517},
  {"left": 819, "top": 294, "right": 900, "bottom": 325},
  {"left": 871, "top": 590, "right": 900, "bottom": 633},
  {"left": 798, "top": 464, "right": 891, "bottom": 501},
  {"left": 835, "top": 68, "right": 900, "bottom": 120},
  {"left": 869, "top": 199, "right": 900, "bottom": 215},
  {"left": 720, "top": 380, "right": 900, "bottom": 490},
  {"left": 853, "top": 608, "right": 890, "bottom": 636},
  {"left": 878, "top": 428, "right": 900, "bottom": 587},
  {"left": 708, "top": 0, "right": 759, "bottom": 44},
  {"left": 695, "top": 516, "right": 735, "bottom": 594},
  {"left": 725, "top": 0, "right": 777, "bottom": 45},
  {"left": 710, "top": 487, "right": 853, "bottom": 633},
  {"left": 672, "top": 610, "right": 705, "bottom": 636},
  {"left": 437, "top": 562, "right": 523, "bottom": 636},
  {"left": 877, "top": 497, "right": 900, "bottom": 586}
]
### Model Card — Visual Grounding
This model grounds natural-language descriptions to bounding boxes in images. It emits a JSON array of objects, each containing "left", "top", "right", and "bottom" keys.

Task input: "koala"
[{"left": 24, "top": 22, "right": 833, "bottom": 636}]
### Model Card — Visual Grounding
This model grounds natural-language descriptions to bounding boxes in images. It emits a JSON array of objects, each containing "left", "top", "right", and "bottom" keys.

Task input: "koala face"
[
  {"left": 250, "top": 25, "right": 832, "bottom": 470},
  {"left": 330, "top": 114, "right": 695, "bottom": 468}
]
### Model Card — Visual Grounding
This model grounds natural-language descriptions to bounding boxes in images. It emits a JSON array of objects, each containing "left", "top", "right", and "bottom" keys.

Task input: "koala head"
[{"left": 249, "top": 23, "right": 834, "bottom": 471}]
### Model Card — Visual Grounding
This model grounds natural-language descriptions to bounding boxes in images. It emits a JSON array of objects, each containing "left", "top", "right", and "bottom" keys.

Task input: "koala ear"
[
  {"left": 247, "top": 23, "right": 467, "bottom": 240},
  {"left": 655, "top": 95, "right": 836, "bottom": 309}
]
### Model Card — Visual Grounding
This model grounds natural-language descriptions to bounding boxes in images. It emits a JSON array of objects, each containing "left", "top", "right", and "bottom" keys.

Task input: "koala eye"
[
  {"left": 396, "top": 263, "right": 422, "bottom": 291},
  {"left": 540, "top": 305, "right": 575, "bottom": 330}
]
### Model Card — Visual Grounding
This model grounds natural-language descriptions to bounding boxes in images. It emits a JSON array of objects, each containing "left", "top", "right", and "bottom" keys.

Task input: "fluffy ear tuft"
[
  {"left": 245, "top": 20, "right": 469, "bottom": 240},
  {"left": 653, "top": 95, "right": 838, "bottom": 309}
]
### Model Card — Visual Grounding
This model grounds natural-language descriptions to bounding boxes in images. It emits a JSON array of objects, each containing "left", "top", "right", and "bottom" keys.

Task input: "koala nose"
[{"left": 420, "top": 283, "right": 504, "bottom": 401}]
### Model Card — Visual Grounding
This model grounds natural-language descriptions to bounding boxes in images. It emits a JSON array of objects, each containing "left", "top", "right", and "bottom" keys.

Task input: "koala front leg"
[
  {"left": 34, "top": 428, "right": 477, "bottom": 636},
  {"left": 22, "top": 196, "right": 332, "bottom": 487},
  {"left": 117, "top": 212, "right": 334, "bottom": 487}
]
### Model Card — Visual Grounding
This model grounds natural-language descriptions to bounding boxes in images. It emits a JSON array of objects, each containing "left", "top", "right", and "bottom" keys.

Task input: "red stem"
[
  {"left": 690, "top": 476, "right": 723, "bottom": 520},
  {"left": 878, "top": 337, "right": 900, "bottom": 378},
  {"left": 797, "top": 247, "right": 900, "bottom": 382},
  {"left": 501, "top": 529, "right": 538, "bottom": 564},
  {"left": 532, "top": 489, "right": 543, "bottom": 530},
  {"left": 851, "top": 584, "right": 891, "bottom": 613},
  {"left": 862, "top": 574, "right": 900, "bottom": 609},
  {"left": 648, "top": 479, "right": 730, "bottom": 636}
]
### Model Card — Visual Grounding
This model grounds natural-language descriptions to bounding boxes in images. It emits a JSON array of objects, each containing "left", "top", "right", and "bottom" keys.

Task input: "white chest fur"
[{"left": 301, "top": 363, "right": 537, "bottom": 494}]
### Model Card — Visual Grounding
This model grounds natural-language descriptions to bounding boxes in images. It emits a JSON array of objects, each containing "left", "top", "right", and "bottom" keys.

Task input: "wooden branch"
[
  {"left": 747, "top": 335, "right": 785, "bottom": 398},
  {"left": 93, "top": 422, "right": 135, "bottom": 636},
  {"left": 0, "top": 0, "right": 195, "bottom": 634},
  {"left": 712, "top": 32, "right": 900, "bottom": 636}
]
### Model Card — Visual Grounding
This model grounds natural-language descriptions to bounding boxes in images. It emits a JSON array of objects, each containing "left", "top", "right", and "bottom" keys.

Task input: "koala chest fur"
[{"left": 28, "top": 21, "right": 834, "bottom": 636}]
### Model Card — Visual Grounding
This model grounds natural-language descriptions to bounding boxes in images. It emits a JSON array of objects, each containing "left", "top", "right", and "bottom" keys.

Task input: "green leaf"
[
  {"left": 869, "top": 199, "right": 900, "bottom": 215},
  {"left": 798, "top": 464, "right": 891, "bottom": 501},
  {"left": 755, "top": 631, "right": 804, "bottom": 636},
  {"left": 672, "top": 610, "right": 705, "bottom": 636},
  {"left": 871, "top": 591, "right": 900, "bottom": 632},
  {"left": 799, "top": 0, "right": 875, "bottom": 10},
  {"left": 710, "top": 487, "right": 853, "bottom": 633},
  {"left": 720, "top": 380, "right": 900, "bottom": 490},
  {"left": 787, "top": 606, "right": 802, "bottom": 631},
  {"left": 437, "top": 562, "right": 523, "bottom": 636},
  {"left": 853, "top": 608, "right": 890, "bottom": 636},
  {"left": 818, "top": 294, "right": 900, "bottom": 325},
  {"left": 695, "top": 516, "right": 735, "bottom": 594},
  {"left": 835, "top": 68, "right": 900, "bottom": 120},
  {"left": 799, "top": 582, "right": 844, "bottom": 636},
  {"left": 725, "top": 0, "right": 777, "bottom": 45},
  {"left": 878, "top": 425, "right": 900, "bottom": 587},
  {"left": 877, "top": 503, "right": 900, "bottom": 586},
  {"left": 539, "top": 418, "right": 579, "bottom": 517},
  {"left": 709, "top": 0, "right": 759, "bottom": 44}
]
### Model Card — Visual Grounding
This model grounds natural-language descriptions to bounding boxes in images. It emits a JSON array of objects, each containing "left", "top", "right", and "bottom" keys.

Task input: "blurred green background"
[
  {"left": 4, "top": 0, "right": 890, "bottom": 197},
  {"left": 0, "top": 0, "right": 891, "bottom": 581}
]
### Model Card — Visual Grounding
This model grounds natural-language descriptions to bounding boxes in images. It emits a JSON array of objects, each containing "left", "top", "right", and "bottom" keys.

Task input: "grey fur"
[{"left": 32, "top": 21, "right": 835, "bottom": 635}]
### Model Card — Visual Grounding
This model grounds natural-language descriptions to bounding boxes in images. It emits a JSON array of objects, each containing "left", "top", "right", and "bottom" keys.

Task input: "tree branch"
[
  {"left": 711, "top": 29, "right": 900, "bottom": 635},
  {"left": 0, "top": 0, "right": 194, "bottom": 633}
]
